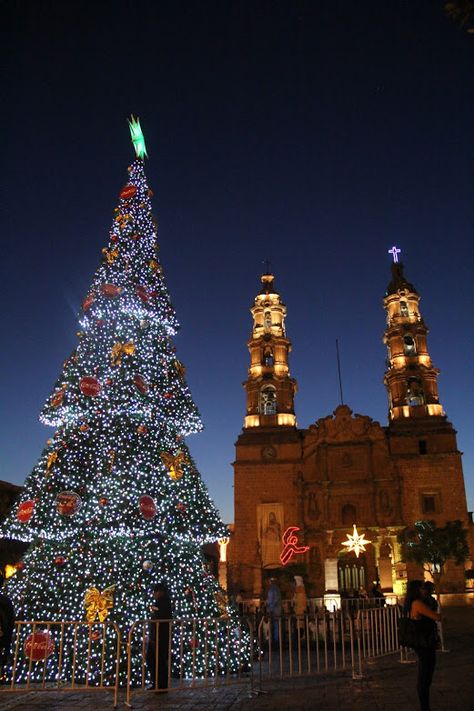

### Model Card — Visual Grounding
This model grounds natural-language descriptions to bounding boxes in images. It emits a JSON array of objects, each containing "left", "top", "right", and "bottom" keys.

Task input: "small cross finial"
[
  {"left": 263, "top": 258, "right": 272, "bottom": 274},
  {"left": 388, "top": 245, "right": 401, "bottom": 263}
]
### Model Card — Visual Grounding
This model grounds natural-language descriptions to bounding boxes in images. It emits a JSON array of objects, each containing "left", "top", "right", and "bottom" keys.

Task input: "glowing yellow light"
[
  {"left": 342, "top": 524, "right": 371, "bottom": 558},
  {"left": 218, "top": 538, "right": 229, "bottom": 562},
  {"left": 5, "top": 564, "right": 17, "bottom": 579},
  {"left": 277, "top": 413, "right": 295, "bottom": 426},
  {"left": 244, "top": 415, "right": 260, "bottom": 427}
]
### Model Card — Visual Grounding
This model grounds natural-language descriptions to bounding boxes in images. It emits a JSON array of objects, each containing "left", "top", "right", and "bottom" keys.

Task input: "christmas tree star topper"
[
  {"left": 342, "top": 524, "right": 371, "bottom": 558},
  {"left": 128, "top": 115, "right": 148, "bottom": 159}
]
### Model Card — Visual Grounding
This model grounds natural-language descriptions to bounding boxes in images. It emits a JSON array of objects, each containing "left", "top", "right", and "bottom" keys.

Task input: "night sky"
[{"left": 2, "top": 1, "right": 472, "bottom": 523}]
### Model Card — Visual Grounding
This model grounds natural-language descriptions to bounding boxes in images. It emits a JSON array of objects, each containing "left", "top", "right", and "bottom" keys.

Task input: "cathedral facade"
[{"left": 228, "top": 263, "right": 471, "bottom": 601}]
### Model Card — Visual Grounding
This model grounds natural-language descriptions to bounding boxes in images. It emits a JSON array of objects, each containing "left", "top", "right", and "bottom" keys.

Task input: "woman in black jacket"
[{"left": 404, "top": 579, "right": 440, "bottom": 711}]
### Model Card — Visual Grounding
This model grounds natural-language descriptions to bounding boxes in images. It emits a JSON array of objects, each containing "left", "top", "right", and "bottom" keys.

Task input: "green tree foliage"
[{"left": 398, "top": 520, "right": 469, "bottom": 587}]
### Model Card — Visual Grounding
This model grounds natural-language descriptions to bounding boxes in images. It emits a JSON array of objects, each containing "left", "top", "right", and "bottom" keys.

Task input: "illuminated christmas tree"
[{"left": 2, "top": 118, "right": 248, "bottom": 684}]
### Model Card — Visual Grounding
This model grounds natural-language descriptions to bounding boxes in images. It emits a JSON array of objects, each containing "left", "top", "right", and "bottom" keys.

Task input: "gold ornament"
[
  {"left": 110, "top": 341, "right": 136, "bottom": 366},
  {"left": 174, "top": 359, "right": 186, "bottom": 379},
  {"left": 161, "top": 451, "right": 187, "bottom": 481},
  {"left": 46, "top": 451, "right": 58, "bottom": 471},
  {"left": 83, "top": 585, "right": 115, "bottom": 622},
  {"left": 149, "top": 259, "right": 161, "bottom": 272},
  {"left": 102, "top": 247, "right": 119, "bottom": 264},
  {"left": 342, "top": 524, "right": 371, "bottom": 558}
]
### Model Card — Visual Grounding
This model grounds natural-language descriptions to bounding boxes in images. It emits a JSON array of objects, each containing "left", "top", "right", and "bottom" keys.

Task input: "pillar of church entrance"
[
  {"left": 253, "top": 564, "right": 262, "bottom": 598},
  {"left": 378, "top": 556, "right": 393, "bottom": 591},
  {"left": 324, "top": 557, "right": 341, "bottom": 611},
  {"left": 218, "top": 538, "right": 229, "bottom": 591}
]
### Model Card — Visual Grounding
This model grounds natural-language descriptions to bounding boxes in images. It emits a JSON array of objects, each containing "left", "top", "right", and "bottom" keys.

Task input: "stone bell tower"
[
  {"left": 243, "top": 270, "right": 297, "bottom": 428},
  {"left": 383, "top": 257, "right": 444, "bottom": 421}
]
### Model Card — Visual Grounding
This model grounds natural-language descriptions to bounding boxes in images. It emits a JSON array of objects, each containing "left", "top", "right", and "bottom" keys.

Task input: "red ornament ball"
[
  {"left": 24, "top": 632, "right": 55, "bottom": 661},
  {"left": 139, "top": 495, "right": 157, "bottom": 521},
  {"left": 120, "top": 185, "right": 137, "bottom": 200},
  {"left": 56, "top": 491, "right": 82, "bottom": 517},
  {"left": 133, "top": 374, "right": 149, "bottom": 395},
  {"left": 101, "top": 283, "right": 121, "bottom": 298},
  {"left": 82, "top": 293, "right": 95, "bottom": 311},
  {"left": 135, "top": 285, "right": 149, "bottom": 303},
  {"left": 90, "top": 630, "right": 102, "bottom": 641},
  {"left": 17, "top": 500, "right": 35, "bottom": 523},
  {"left": 99, "top": 497, "right": 108, "bottom": 506},
  {"left": 80, "top": 376, "right": 101, "bottom": 397},
  {"left": 54, "top": 555, "right": 67, "bottom": 566}
]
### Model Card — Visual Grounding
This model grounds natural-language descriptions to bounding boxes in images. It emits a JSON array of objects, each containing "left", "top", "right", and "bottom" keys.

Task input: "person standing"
[
  {"left": 266, "top": 578, "right": 282, "bottom": 643},
  {"left": 293, "top": 576, "right": 307, "bottom": 639},
  {"left": 0, "top": 572, "right": 15, "bottom": 683},
  {"left": 404, "top": 579, "right": 440, "bottom": 711},
  {"left": 146, "top": 583, "right": 172, "bottom": 691}
]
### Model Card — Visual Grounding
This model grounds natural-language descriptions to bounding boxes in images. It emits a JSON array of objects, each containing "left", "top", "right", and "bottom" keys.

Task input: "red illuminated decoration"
[{"left": 279, "top": 526, "right": 309, "bottom": 566}]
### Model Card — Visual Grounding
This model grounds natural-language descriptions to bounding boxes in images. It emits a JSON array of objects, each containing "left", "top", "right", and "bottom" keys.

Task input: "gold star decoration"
[{"left": 342, "top": 524, "right": 371, "bottom": 558}]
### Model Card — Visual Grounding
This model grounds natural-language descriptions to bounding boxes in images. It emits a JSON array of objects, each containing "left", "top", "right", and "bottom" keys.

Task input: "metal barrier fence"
[
  {"left": 0, "top": 620, "right": 121, "bottom": 707},
  {"left": 125, "top": 617, "right": 253, "bottom": 707},
  {"left": 0, "top": 609, "right": 404, "bottom": 706}
]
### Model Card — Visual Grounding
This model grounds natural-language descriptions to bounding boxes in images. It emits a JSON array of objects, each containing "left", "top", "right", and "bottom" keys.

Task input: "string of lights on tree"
[{"left": 2, "top": 117, "right": 250, "bottom": 684}]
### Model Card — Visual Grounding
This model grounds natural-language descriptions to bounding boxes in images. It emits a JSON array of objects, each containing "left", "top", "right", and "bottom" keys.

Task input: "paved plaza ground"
[{"left": 1, "top": 607, "right": 473, "bottom": 710}]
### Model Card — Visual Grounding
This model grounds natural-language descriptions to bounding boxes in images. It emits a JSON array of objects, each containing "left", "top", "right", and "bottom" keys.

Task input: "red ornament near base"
[
  {"left": 54, "top": 556, "right": 67, "bottom": 566},
  {"left": 17, "top": 500, "right": 35, "bottom": 523},
  {"left": 120, "top": 185, "right": 137, "bottom": 200},
  {"left": 24, "top": 631, "right": 55, "bottom": 661},
  {"left": 133, "top": 374, "right": 149, "bottom": 395},
  {"left": 80, "top": 376, "right": 101, "bottom": 397},
  {"left": 139, "top": 495, "right": 157, "bottom": 521}
]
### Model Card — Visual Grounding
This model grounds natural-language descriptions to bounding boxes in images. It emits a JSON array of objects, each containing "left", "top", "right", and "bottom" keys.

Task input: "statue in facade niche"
[{"left": 261, "top": 511, "right": 282, "bottom": 568}]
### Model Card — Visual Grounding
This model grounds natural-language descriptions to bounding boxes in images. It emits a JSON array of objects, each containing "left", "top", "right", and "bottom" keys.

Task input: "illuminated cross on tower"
[{"left": 388, "top": 245, "right": 401, "bottom": 263}]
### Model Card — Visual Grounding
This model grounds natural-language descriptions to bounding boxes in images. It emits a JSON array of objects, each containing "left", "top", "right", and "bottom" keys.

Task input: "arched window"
[
  {"left": 400, "top": 301, "right": 409, "bottom": 317},
  {"left": 407, "top": 377, "right": 424, "bottom": 406},
  {"left": 260, "top": 386, "right": 277, "bottom": 415},
  {"left": 264, "top": 311, "right": 272, "bottom": 329},
  {"left": 342, "top": 504, "right": 357, "bottom": 526},
  {"left": 403, "top": 335, "right": 416, "bottom": 355},
  {"left": 263, "top": 347, "right": 274, "bottom": 366}
]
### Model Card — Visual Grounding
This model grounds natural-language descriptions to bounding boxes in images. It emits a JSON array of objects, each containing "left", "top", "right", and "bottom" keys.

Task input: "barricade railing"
[
  {"left": 125, "top": 616, "right": 253, "bottom": 707},
  {"left": 253, "top": 611, "right": 358, "bottom": 687},
  {"left": 354, "top": 605, "right": 401, "bottom": 663},
  {"left": 0, "top": 608, "right": 407, "bottom": 706},
  {"left": 0, "top": 620, "right": 121, "bottom": 707}
]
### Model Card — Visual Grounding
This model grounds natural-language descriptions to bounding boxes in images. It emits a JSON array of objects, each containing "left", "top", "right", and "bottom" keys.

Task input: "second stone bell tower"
[
  {"left": 383, "top": 260, "right": 444, "bottom": 421},
  {"left": 243, "top": 271, "right": 297, "bottom": 428}
]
